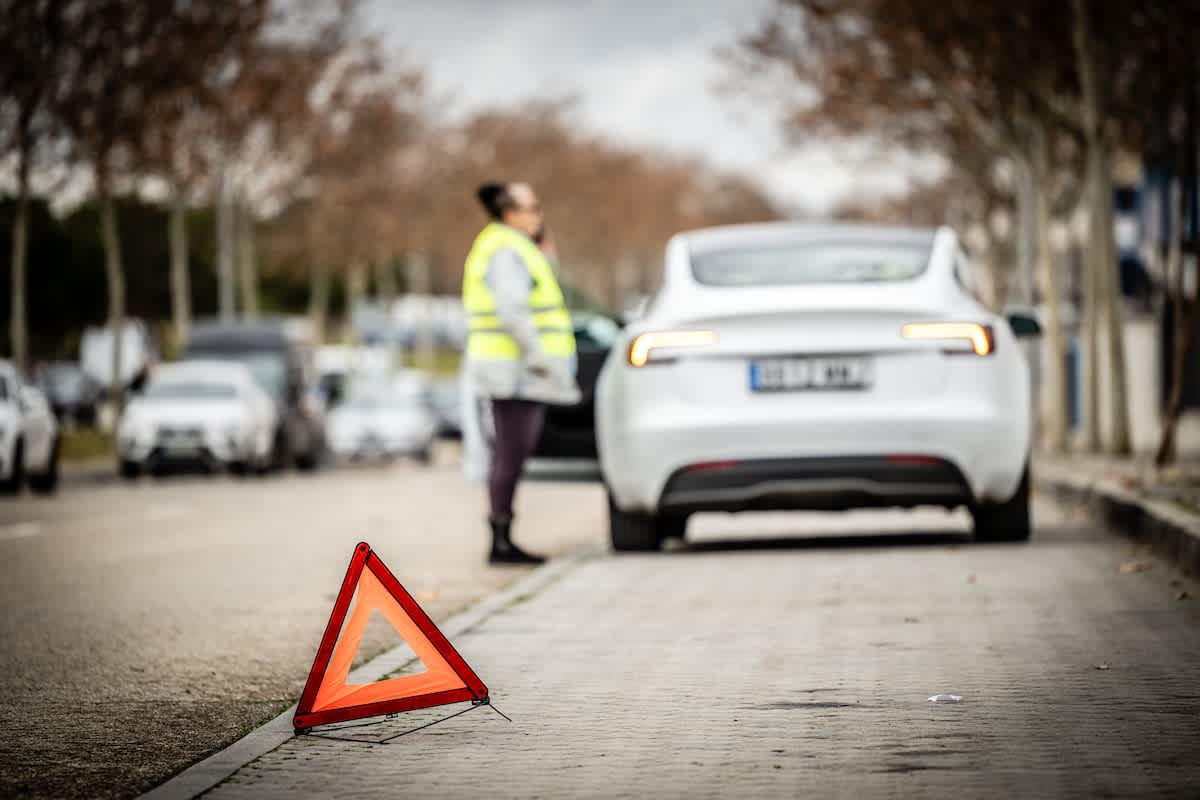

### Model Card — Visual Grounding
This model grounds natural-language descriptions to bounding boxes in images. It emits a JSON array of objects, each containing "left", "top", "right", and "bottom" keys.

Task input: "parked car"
[
  {"left": 182, "top": 321, "right": 325, "bottom": 470},
  {"left": 596, "top": 222, "right": 1040, "bottom": 550},
  {"left": 35, "top": 361, "right": 101, "bottom": 426},
  {"left": 326, "top": 372, "right": 438, "bottom": 463},
  {"left": 530, "top": 311, "right": 622, "bottom": 464},
  {"left": 0, "top": 360, "right": 60, "bottom": 495},
  {"left": 116, "top": 361, "right": 277, "bottom": 478}
]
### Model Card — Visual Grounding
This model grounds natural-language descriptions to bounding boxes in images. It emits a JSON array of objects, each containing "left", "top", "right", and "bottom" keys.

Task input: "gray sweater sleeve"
[{"left": 485, "top": 246, "right": 542, "bottom": 356}]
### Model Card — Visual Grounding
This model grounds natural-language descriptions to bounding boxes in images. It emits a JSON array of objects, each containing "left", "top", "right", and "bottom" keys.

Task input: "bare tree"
[
  {"left": 139, "top": 0, "right": 267, "bottom": 347},
  {"left": 0, "top": 0, "right": 65, "bottom": 373}
]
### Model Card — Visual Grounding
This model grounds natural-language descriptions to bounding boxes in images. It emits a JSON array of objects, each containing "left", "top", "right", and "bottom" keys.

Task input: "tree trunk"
[
  {"left": 167, "top": 179, "right": 191, "bottom": 353},
  {"left": 215, "top": 154, "right": 236, "bottom": 321},
  {"left": 1071, "top": 0, "right": 1111, "bottom": 454},
  {"left": 9, "top": 139, "right": 30, "bottom": 374},
  {"left": 1029, "top": 130, "right": 1068, "bottom": 453},
  {"left": 374, "top": 259, "right": 399, "bottom": 368},
  {"left": 1014, "top": 160, "right": 1037, "bottom": 307},
  {"left": 1081, "top": 220, "right": 1101, "bottom": 451},
  {"left": 1155, "top": 177, "right": 1190, "bottom": 467},
  {"left": 345, "top": 262, "right": 367, "bottom": 342},
  {"left": 1089, "top": 142, "right": 1131, "bottom": 455},
  {"left": 237, "top": 203, "right": 259, "bottom": 319},
  {"left": 308, "top": 261, "right": 331, "bottom": 344},
  {"left": 98, "top": 177, "right": 126, "bottom": 415}
]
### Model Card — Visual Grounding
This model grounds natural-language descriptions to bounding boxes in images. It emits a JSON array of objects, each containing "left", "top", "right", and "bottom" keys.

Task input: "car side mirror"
[{"left": 1007, "top": 312, "right": 1042, "bottom": 338}]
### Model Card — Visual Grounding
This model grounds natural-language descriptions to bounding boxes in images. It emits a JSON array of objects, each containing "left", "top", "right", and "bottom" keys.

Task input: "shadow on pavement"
[{"left": 672, "top": 530, "right": 971, "bottom": 553}]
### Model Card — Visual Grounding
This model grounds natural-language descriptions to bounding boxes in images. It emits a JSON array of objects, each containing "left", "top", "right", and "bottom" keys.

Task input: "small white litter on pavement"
[{"left": 928, "top": 694, "right": 963, "bottom": 703}]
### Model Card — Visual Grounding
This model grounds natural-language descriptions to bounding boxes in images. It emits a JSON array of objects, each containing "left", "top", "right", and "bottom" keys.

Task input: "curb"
[
  {"left": 1035, "top": 467, "right": 1200, "bottom": 575},
  {"left": 140, "top": 547, "right": 597, "bottom": 800}
]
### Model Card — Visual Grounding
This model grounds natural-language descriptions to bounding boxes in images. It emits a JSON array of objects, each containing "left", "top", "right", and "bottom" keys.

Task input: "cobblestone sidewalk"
[{"left": 161, "top": 504, "right": 1200, "bottom": 798}]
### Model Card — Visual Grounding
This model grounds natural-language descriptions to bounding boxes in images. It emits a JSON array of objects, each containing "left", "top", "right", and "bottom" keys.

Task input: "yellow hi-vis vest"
[{"left": 462, "top": 223, "right": 576, "bottom": 360}]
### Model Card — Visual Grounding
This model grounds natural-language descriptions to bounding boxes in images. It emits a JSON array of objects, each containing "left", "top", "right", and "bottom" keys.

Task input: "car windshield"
[
  {"left": 144, "top": 380, "right": 238, "bottom": 401},
  {"left": 690, "top": 241, "right": 932, "bottom": 287},
  {"left": 216, "top": 352, "right": 287, "bottom": 398},
  {"left": 45, "top": 367, "right": 86, "bottom": 393}
]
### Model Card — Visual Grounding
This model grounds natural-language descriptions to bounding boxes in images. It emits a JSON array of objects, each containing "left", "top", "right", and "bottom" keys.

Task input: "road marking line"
[{"left": 0, "top": 522, "right": 41, "bottom": 542}]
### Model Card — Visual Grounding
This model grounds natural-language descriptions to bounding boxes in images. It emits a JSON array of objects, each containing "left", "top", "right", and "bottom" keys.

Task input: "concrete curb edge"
[
  {"left": 1036, "top": 466, "right": 1200, "bottom": 575},
  {"left": 140, "top": 547, "right": 597, "bottom": 800}
]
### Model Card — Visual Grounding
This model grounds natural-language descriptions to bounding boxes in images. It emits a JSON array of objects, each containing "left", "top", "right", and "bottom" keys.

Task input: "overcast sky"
[{"left": 367, "top": 0, "right": 937, "bottom": 216}]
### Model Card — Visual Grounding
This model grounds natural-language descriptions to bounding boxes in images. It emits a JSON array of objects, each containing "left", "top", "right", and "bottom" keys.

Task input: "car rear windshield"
[
  {"left": 145, "top": 381, "right": 238, "bottom": 400},
  {"left": 690, "top": 240, "right": 932, "bottom": 287}
]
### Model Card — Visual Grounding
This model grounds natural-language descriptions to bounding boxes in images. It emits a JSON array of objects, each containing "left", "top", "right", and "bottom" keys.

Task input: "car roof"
[
  {"left": 678, "top": 221, "right": 940, "bottom": 256},
  {"left": 151, "top": 360, "right": 253, "bottom": 383},
  {"left": 186, "top": 320, "right": 292, "bottom": 351}
]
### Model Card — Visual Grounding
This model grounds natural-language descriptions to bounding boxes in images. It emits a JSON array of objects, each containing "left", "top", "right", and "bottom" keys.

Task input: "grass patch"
[
  {"left": 60, "top": 428, "right": 114, "bottom": 462},
  {"left": 401, "top": 348, "right": 462, "bottom": 378}
]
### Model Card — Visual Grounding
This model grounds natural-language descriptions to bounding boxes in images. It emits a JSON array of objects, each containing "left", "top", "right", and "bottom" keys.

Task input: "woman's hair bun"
[{"left": 476, "top": 182, "right": 510, "bottom": 220}]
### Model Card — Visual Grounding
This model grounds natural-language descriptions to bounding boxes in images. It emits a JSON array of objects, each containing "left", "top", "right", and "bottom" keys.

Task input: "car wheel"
[
  {"left": 295, "top": 447, "right": 321, "bottom": 471},
  {"left": 228, "top": 461, "right": 249, "bottom": 477},
  {"left": 608, "top": 491, "right": 664, "bottom": 552},
  {"left": 29, "top": 436, "right": 60, "bottom": 495},
  {"left": 119, "top": 459, "right": 140, "bottom": 481},
  {"left": 413, "top": 446, "right": 433, "bottom": 466},
  {"left": 659, "top": 512, "right": 689, "bottom": 541},
  {"left": 972, "top": 465, "right": 1032, "bottom": 542},
  {"left": 0, "top": 439, "right": 24, "bottom": 495}
]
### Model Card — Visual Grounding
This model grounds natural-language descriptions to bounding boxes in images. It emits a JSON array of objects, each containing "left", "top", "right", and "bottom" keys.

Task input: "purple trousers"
[{"left": 488, "top": 398, "right": 546, "bottom": 519}]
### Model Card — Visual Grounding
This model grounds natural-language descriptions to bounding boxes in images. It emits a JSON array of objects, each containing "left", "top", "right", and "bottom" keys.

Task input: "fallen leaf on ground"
[
  {"left": 1169, "top": 578, "right": 1183, "bottom": 588},
  {"left": 1118, "top": 561, "right": 1153, "bottom": 574},
  {"left": 966, "top": 574, "right": 977, "bottom": 584},
  {"left": 1176, "top": 591, "right": 1190, "bottom": 601},
  {"left": 904, "top": 616, "right": 920, "bottom": 624}
]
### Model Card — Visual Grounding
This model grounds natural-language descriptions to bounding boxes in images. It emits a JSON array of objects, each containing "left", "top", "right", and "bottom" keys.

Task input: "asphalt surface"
[
  {"left": 2, "top": 453, "right": 1198, "bottom": 797},
  {"left": 0, "top": 445, "right": 603, "bottom": 799}
]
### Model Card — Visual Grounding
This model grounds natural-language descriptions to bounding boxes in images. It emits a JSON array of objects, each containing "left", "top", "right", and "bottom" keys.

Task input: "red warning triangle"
[{"left": 293, "top": 542, "right": 488, "bottom": 730}]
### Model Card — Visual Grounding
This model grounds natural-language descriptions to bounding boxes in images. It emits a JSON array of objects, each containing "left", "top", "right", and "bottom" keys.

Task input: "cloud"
[{"left": 369, "top": 0, "right": 932, "bottom": 214}]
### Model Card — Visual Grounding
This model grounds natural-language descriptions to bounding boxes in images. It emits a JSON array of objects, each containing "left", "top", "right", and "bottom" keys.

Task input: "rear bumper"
[
  {"left": 658, "top": 456, "right": 971, "bottom": 514},
  {"left": 599, "top": 405, "right": 1028, "bottom": 512}
]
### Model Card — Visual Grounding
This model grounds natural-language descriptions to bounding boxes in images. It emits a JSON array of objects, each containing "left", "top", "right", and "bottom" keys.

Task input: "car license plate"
[{"left": 750, "top": 356, "right": 873, "bottom": 392}]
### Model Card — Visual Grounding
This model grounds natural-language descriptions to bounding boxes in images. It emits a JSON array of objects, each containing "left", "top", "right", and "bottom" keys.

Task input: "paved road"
[
  {"left": 200, "top": 503, "right": 1200, "bottom": 799},
  {"left": 0, "top": 445, "right": 604, "bottom": 799}
]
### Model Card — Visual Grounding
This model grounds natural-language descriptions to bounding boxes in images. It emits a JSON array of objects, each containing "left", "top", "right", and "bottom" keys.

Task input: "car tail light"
[
  {"left": 627, "top": 330, "right": 717, "bottom": 367},
  {"left": 685, "top": 460, "right": 739, "bottom": 473},
  {"left": 901, "top": 322, "right": 994, "bottom": 356}
]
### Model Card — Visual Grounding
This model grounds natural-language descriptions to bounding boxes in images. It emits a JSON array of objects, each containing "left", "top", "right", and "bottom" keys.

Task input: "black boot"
[{"left": 488, "top": 515, "right": 546, "bottom": 565}]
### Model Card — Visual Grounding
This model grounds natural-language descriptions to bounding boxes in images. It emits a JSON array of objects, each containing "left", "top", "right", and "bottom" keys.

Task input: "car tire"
[
  {"left": 295, "top": 447, "right": 321, "bottom": 472},
  {"left": 659, "top": 512, "right": 689, "bottom": 541},
  {"left": 29, "top": 437, "right": 60, "bottom": 495},
  {"left": 414, "top": 446, "right": 433, "bottom": 466},
  {"left": 0, "top": 439, "right": 24, "bottom": 495},
  {"left": 119, "top": 459, "right": 140, "bottom": 481},
  {"left": 972, "top": 465, "right": 1032, "bottom": 542},
  {"left": 269, "top": 428, "right": 290, "bottom": 472},
  {"left": 608, "top": 491, "right": 664, "bottom": 552},
  {"left": 228, "top": 461, "right": 249, "bottom": 477}
]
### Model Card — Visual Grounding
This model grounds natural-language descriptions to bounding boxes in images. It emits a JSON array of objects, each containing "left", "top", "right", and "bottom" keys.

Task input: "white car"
[
  {"left": 326, "top": 372, "right": 438, "bottom": 463},
  {"left": 117, "top": 361, "right": 277, "bottom": 477},
  {"left": 596, "top": 223, "right": 1039, "bottom": 550},
  {"left": 0, "top": 360, "right": 60, "bottom": 495}
]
